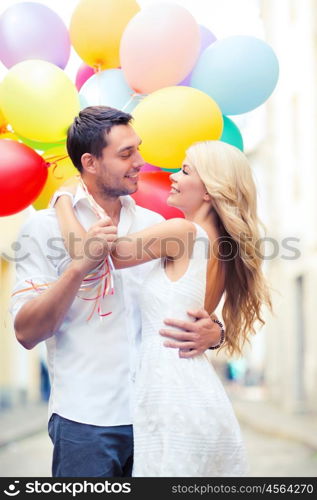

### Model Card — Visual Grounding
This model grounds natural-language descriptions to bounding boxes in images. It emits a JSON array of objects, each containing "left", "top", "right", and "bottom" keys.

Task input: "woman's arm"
[
  {"left": 54, "top": 194, "right": 86, "bottom": 259},
  {"left": 53, "top": 173, "right": 198, "bottom": 269},
  {"left": 54, "top": 193, "right": 196, "bottom": 268},
  {"left": 112, "top": 218, "right": 196, "bottom": 269}
]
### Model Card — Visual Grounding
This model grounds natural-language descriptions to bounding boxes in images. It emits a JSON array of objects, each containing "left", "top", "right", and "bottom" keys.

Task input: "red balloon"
[
  {"left": 132, "top": 171, "right": 184, "bottom": 220},
  {"left": 0, "top": 139, "right": 48, "bottom": 216}
]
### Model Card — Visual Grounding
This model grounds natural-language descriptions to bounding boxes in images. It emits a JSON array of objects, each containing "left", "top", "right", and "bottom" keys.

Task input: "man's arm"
[
  {"left": 159, "top": 309, "right": 224, "bottom": 358},
  {"left": 14, "top": 264, "right": 86, "bottom": 349},
  {"left": 12, "top": 216, "right": 113, "bottom": 350}
]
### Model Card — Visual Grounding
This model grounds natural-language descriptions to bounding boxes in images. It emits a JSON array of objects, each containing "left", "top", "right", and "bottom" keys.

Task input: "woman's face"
[{"left": 167, "top": 160, "right": 209, "bottom": 214}]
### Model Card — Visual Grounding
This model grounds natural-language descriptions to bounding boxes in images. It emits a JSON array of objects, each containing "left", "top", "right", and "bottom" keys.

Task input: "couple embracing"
[{"left": 11, "top": 106, "right": 270, "bottom": 477}]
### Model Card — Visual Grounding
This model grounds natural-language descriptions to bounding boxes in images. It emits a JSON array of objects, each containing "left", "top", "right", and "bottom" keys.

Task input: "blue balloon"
[
  {"left": 190, "top": 36, "right": 279, "bottom": 115},
  {"left": 79, "top": 68, "right": 139, "bottom": 113}
]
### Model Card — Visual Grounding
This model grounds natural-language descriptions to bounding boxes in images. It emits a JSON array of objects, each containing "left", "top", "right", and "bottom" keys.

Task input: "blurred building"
[
  {"left": 257, "top": 0, "right": 317, "bottom": 413},
  {"left": 0, "top": 257, "right": 42, "bottom": 410}
]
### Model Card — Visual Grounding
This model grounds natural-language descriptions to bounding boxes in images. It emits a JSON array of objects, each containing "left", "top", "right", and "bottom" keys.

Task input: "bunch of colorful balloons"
[{"left": 0, "top": 0, "right": 279, "bottom": 221}]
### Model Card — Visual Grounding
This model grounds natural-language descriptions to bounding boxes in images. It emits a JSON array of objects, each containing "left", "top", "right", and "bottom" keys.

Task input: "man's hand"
[
  {"left": 72, "top": 218, "right": 117, "bottom": 275},
  {"left": 159, "top": 308, "right": 223, "bottom": 358}
]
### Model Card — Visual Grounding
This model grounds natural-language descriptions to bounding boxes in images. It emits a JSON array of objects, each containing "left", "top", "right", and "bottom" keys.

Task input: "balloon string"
[
  {"left": 46, "top": 154, "right": 68, "bottom": 161},
  {"left": 79, "top": 177, "right": 114, "bottom": 320},
  {"left": 93, "top": 63, "right": 102, "bottom": 73},
  {"left": 45, "top": 155, "right": 69, "bottom": 179},
  {"left": 92, "top": 62, "right": 102, "bottom": 105},
  {"left": 12, "top": 267, "right": 112, "bottom": 300},
  {"left": 121, "top": 92, "right": 147, "bottom": 112},
  {"left": 97, "top": 70, "right": 103, "bottom": 106},
  {"left": 121, "top": 94, "right": 135, "bottom": 112}
]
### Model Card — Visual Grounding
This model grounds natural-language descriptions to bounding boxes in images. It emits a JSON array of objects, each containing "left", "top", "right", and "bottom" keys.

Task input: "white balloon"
[{"left": 80, "top": 69, "right": 138, "bottom": 113}]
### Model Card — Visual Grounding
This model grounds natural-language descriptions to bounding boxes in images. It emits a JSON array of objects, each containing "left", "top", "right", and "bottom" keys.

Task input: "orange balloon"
[
  {"left": 70, "top": 0, "right": 140, "bottom": 70},
  {"left": 0, "top": 108, "right": 6, "bottom": 131}
]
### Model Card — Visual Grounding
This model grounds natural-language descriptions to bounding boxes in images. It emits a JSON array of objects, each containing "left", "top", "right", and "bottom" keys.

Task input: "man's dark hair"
[{"left": 67, "top": 106, "right": 133, "bottom": 172}]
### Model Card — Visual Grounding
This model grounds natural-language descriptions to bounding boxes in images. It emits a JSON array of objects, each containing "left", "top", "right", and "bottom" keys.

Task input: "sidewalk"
[
  {"left": 0, "top": 402, "right": 48, "bottom": 448},
  {"left": 227, "top": 385, "right": 317, "bottom": 452},
  {"left": 0, "top": 390, "right": 316, "bottom": 452}
]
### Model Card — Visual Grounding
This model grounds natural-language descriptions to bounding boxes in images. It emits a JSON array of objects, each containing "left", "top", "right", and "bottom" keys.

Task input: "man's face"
[{"left": 92, "top": 124, "right": 144, "bottom": 198}]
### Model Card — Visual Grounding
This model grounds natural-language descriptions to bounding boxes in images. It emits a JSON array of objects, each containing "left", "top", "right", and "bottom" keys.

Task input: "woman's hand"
[
  {"left": 71, "top": 218, "right": 118, "bottom": 275},
  {"left": 51, "top": 176, "right": 79, "bottom": 209}
]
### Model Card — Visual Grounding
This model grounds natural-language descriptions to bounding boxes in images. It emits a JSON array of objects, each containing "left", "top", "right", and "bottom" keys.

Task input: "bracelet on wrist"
[{"left": 209, "top": 319, "right": 225, "bottom": 350}]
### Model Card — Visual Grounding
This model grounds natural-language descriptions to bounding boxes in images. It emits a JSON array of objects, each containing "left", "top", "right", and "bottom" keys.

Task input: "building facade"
[{"left": 258, "top": 0, "right": 317, "bottom": 412}]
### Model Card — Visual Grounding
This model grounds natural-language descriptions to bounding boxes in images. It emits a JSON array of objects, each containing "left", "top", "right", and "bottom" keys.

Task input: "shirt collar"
[{"left": 73, "top": 184, "right": 136, "bottom": 215}]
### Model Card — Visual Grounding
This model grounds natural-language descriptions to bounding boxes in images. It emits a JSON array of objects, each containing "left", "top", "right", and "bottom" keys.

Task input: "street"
[{"left": 0, "top": 423, "right": 316, "bottom": 477}]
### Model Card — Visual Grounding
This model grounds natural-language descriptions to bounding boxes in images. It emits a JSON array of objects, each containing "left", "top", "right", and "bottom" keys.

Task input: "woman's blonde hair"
[{"left": 185, "top": 140, "right": 272, "bottom": 357}]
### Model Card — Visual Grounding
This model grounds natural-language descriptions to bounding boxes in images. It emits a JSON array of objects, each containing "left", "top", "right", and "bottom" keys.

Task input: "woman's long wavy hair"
[{"left": 185, "top": 140, "right": 272, "bottom": 357}]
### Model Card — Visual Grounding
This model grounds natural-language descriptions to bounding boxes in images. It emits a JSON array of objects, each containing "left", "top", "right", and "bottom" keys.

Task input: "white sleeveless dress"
[{"left": 132, "top": 223, "right": 248, "bottom": 477}]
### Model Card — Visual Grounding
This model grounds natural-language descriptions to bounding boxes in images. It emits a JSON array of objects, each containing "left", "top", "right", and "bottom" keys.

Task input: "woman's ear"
[
  {"left": 81, "top": 153, "right": 96, "bottom": 174},
  {"left": 203, "top": 191, "right": 211, "bottom": 202}
]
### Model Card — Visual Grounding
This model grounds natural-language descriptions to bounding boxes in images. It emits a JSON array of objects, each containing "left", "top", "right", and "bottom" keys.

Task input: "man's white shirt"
[{"left": 10, "top": 185, "right": 164, "bottom": 426}]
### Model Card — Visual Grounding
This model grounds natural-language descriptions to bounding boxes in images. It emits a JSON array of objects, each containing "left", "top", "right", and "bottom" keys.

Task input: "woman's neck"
[{"left": 184, "top": 206, "right": 219, "bottom": 234}]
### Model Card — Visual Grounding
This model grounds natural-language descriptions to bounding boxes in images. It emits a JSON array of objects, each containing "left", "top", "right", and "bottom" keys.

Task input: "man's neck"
[
  {"left": 81, "top": 178, "right": 122, "bottom": 224},
  {"left": 94, "top": 193, "right": 122, "bottom": 223}
]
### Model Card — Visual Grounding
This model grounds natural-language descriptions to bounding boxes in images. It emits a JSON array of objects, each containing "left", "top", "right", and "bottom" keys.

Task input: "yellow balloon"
[
  {"left": 33, "top": 146, "right": 78, "bottom": 210},
  {"left": 70, "top": 0, "right": 140, "bottom": 70},
  {"left": 0, "top": 132, "right": 19, "bottom": 141},
  {"left": 0, "top": 60, "right": 79, "bottom": 143},
  {"left": 132, "top": 86, "right": 223, "bottom": 169}
]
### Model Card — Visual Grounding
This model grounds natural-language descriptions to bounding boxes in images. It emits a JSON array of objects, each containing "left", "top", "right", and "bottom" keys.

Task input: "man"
[{"left": 11, "top": 106, "right": 223, "bottom": 477}]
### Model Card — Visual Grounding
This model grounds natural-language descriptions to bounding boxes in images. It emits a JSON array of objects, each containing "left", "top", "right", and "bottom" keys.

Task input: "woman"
[{"left": 54, "top": 140, "right": 271, "bottom": 476}]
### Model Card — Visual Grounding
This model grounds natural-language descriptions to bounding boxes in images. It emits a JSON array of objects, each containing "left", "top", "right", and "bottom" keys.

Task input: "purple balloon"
[
  {"left": 0, "top": 2, "right": 70, "bottom": 69},
  {"left": 179, "top": 25, "right": 217, "bottom": 86}
]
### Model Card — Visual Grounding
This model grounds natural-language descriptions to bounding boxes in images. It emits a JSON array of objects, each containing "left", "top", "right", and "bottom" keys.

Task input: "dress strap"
[{"left": 191, "top": 222, "right": 210, "bottom": 262}]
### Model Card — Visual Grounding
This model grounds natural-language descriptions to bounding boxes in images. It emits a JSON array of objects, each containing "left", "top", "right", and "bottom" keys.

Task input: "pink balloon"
[
  {"left": 120, "top": 4, "right": 200, "bottom": 94},
  {"left": 141, "top": 163, "right": 161, "bottom": 172},
  {"left": 0, "top": 2, "right": 70, "bottom": 69},
  {"left": 179, "top": 25, "right": 217, "bottom": 86},
  {"left": 75, "top": 63, "right": 95, "bottom": 91}
]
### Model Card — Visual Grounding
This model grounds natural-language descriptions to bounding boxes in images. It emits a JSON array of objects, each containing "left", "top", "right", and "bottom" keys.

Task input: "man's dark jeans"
[{"left": 48, "top": 413, "right": 133, "bottom": 477}]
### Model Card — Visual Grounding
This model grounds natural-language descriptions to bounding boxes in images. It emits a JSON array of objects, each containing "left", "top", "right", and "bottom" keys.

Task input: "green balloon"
[
  {"left": 17, "top": 133, "right": 66, "bottom": 152},
  {"left": 220, "top": 116, "right": 244, "bottom": 151},
  {"left": 160, "top": 167, "right": 181, "bottom": 173}
]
